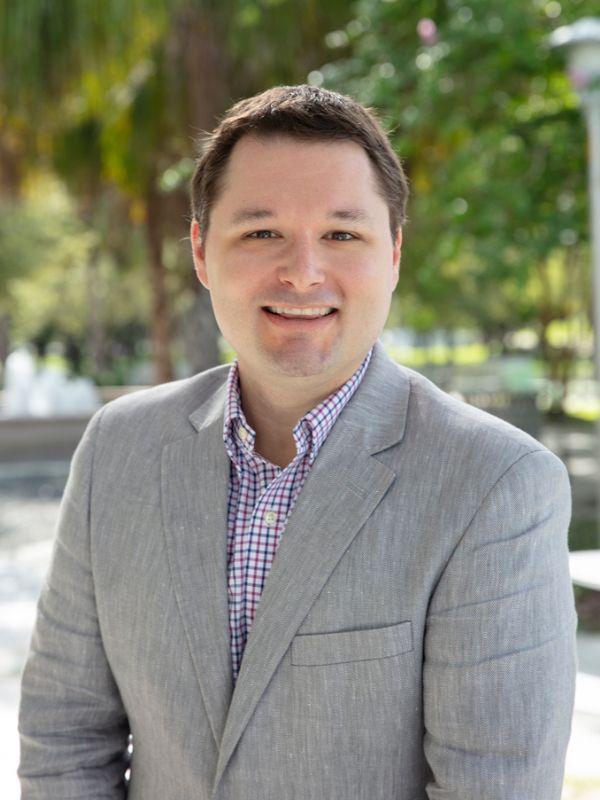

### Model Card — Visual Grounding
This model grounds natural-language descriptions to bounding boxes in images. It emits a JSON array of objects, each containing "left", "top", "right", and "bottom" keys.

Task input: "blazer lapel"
[
  {"left": 214, "top": 343, "right": 411, "bottom": 791},
  {"left": 161, "top": 383, "right": 233, "bottom": 750}
]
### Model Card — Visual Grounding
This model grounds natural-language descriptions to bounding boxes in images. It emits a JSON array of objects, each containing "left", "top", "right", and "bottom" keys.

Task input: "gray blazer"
[{"left": 19, "top": 343, "right": 577, "bottom": 799}]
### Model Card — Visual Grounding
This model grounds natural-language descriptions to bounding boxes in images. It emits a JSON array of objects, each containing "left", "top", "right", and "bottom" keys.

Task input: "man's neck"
[{"left": 237, "top": 371, "right": 345, "bottom": 468}]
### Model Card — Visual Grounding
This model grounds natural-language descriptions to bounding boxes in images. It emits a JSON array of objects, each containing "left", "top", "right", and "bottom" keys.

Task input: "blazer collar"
[
  {"left": 188, "top": 374, "right": 228, "bottom": 434},
  {"left": 332, "top": 340, "right": 410, "bottom": 454},
  {"left": 161, "top": 377, "right": 233, "bottom": 750}
]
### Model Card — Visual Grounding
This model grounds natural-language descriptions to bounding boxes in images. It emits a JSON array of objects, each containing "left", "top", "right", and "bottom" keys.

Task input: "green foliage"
[
  {"left": 1, "top": 177, "right": 150, "bottom": 375},
  {"left": 0, "top": 0, "right": 168, "bottom": 113},
  {"left": 0, "top": 178, "right": 91, "bottom": 305}
]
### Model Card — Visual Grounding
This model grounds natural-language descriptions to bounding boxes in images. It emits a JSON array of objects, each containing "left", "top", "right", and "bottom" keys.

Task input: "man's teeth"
[{"left": 267, "top": 306, "right": 333, "bottom": 317}]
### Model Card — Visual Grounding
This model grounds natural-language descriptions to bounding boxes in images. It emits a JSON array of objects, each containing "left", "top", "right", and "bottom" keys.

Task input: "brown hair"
[{"left": 190, "top": 85, "right": 408, "bottom": 239}]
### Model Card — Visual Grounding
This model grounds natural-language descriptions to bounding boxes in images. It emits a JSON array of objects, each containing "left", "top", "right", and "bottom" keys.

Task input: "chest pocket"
[{"left": 291, "top": 620, "right": 413, "bottom": 666}]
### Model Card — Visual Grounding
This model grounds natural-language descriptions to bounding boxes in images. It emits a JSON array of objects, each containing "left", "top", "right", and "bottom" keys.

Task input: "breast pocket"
[{"left": 291, "top": 620, "right": 413, "bottom": 666}]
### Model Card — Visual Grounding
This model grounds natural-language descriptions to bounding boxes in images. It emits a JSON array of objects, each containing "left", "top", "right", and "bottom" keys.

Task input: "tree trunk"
[
  {"left": 176, "top": 5, "right": 230, "bottom": 135},
  {"left": 172, "top": 4, "right": 232, "bottom": 376},
  {"left": 0, "top": 128, "right": 22, "bottom": 200},
  {"left": 181, "top": 280, "right": 222, "bottom": 375},
  {"left": 0, "top": 312, "right": 10, "bottom": 376},
  {"left": 145, "top": 183, "right": 174, "bottom": 385},
  {"left": 86, "top": 248, "right": 109, "bottom": 375}
]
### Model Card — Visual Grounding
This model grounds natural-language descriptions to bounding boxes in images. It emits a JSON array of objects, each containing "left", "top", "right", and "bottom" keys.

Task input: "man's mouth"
[{"left": 264, "top": 306, "right": 336, "bottom": 319}]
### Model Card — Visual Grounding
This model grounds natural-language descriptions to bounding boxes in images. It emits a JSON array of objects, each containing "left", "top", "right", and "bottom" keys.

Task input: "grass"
[{"left": 385, "top": 343, "right": 490, "bottom": 367}]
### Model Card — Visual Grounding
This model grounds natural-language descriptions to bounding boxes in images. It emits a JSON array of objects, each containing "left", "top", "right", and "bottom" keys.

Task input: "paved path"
[
  {"left": 1, "top": 435, "right": 600, "bottom": 798},
  {"left": 0, "top": 460, "right": 67, "bottom": 798}
]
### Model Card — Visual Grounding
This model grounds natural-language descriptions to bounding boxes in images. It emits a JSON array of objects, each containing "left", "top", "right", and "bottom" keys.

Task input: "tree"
[{"left": 321, "top": 0, "right": 595, "bottom": 376}]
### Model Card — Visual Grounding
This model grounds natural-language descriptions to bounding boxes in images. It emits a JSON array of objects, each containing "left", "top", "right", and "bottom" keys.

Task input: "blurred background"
[{"left": 1, "top": 0, "right": 600, "bottom": 797}]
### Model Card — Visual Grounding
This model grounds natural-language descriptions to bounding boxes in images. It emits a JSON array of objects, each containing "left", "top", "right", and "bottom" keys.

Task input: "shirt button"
[
  {"left": 239, "top": 427, "right": 248, "bottom": 442},
  {"left": 264, "top": 510, "right": 278, "bottom": 527}
]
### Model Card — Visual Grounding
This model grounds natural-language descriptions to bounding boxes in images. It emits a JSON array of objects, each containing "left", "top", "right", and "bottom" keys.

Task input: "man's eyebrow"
[
  {"left": 327, "top": 208, "right": 371, "bottom": 223},
  {"left": 231, "top": 208, "right": 274, "bottom": 224},
  {"left": 230, "top": 207, "right": 372, "bottom": 224}
]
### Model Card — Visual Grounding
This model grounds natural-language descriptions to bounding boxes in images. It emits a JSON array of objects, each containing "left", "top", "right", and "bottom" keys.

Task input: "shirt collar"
[{"left": 223, "top": 349, "right": 372, "bottom": 470}]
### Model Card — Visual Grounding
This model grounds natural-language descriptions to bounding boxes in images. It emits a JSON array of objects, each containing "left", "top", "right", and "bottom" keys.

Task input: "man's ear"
[
  {"left": 392, "top": 228, "right": 402, "bottom": 288},
  {"left": 190, "top": 219, "right": 210, "bottom": 289}
]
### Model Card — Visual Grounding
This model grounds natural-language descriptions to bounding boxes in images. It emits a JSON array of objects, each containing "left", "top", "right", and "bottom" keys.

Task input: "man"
[{"left": 19, "top": 85, "right": 576, "bottom": 799}]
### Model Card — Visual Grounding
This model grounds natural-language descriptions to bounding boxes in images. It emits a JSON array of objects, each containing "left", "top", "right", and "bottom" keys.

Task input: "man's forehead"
[
  {"left": 225, "top": 133, "right": 371, "bottom": 173},
  {"left": 216, "top": 137, "right": 381, "bottom": 208}
]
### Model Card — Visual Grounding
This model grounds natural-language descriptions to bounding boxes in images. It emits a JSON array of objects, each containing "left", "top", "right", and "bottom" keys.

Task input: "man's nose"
[{"left": 277, "top": 239, "right": 325, "bottom": 289}]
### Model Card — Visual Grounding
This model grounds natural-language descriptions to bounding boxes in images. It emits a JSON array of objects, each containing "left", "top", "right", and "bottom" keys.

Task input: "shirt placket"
[
  {"left": 242, "top": 461, "right": 280, "bottom": 623},
  {"left": 227, "top": 462, "right": 251, "bottom": 671}
]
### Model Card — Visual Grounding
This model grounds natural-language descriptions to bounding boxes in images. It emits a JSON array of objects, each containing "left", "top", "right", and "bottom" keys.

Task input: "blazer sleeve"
[
  {"left": 423, "top": 448, "right": 577, "bottom": 800},
  {"left": 18, "top": 410, "right": 130, "bottom": 799}
]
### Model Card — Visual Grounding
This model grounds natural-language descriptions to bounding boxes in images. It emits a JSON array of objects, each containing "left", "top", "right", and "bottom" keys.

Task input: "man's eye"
[
  {"left": 328, "top": 231, "right": 356, "bottom": 241},
  {"left": 247, "top": 230, "right": 276, "bottom": 239}
]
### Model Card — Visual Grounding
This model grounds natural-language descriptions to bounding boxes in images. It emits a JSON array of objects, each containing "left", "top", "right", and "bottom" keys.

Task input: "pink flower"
[{"left": 417, "top": 18, "right": 438, "bottom": 46}]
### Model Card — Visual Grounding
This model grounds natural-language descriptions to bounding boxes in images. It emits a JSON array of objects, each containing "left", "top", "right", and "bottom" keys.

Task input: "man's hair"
[{"left": 190, "top": 84, "right": 408, "bottom": 239}]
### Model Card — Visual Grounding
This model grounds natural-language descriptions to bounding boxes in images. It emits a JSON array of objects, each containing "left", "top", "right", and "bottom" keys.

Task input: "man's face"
[{"left": 191, "top": 135, "right": 401, "bottom": 394}]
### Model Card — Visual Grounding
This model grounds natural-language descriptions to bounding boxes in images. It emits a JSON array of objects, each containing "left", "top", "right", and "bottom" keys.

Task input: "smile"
[{"left": 265, "top": 306, "right": 336, "bottom": 318}]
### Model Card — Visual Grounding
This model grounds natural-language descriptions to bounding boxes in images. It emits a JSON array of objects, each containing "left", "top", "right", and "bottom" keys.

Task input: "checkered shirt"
[{"left": 223, "top": 350, "right": 372, "bottom": 681}]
